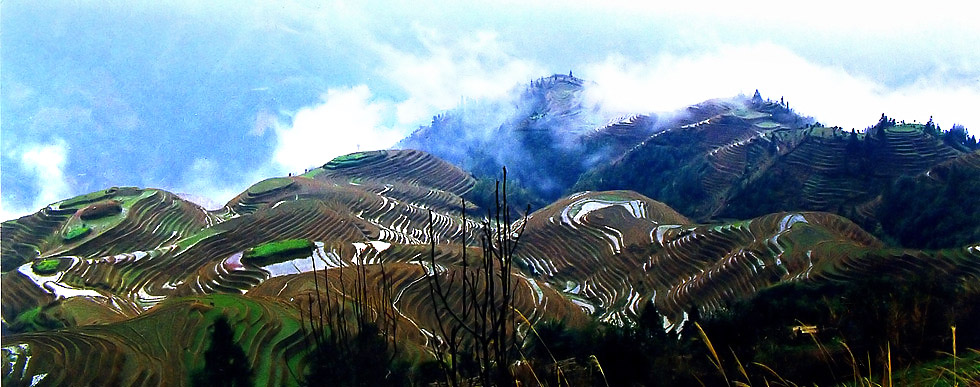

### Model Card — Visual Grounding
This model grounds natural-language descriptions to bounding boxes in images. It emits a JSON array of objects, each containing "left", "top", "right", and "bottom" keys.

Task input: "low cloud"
[
  {"left": 254, "top": 27, "right": 547, "bottom": 187},
  {"left": 272, "top": 85, "right": 403, "bottom": 173},
  {"left": 22, "top": 140, "right": 72, "bottom": 208},
  {"left": 377, "top": 27, "right": 545, "bottom": 125},
  {"left": 582, "top": 43, "right": 980, "bottom": 132},
  {"left": 174, "top": 157, "right": 255, "bottom": 210},
  {"left": 0, "top": 139, "right": 73, "bottom": 220}
]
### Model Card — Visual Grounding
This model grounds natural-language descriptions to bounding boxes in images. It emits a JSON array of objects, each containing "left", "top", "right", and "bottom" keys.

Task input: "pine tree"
[{"left": 193, "top": 317, "right": 253, "bottom": 387}]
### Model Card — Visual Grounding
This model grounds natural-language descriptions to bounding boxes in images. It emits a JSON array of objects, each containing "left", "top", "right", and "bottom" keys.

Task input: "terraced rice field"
[
  {"left": 3, "top": 149, "right": 978, "bottom": 385},
  {"left": 874, "top": 125, "right": 960, "bottom": 176}
]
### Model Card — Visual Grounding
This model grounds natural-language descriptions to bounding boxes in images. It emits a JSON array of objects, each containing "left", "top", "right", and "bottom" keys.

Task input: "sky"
[{"left": 2, "top": 0, "right": 979, "bottom": 220}]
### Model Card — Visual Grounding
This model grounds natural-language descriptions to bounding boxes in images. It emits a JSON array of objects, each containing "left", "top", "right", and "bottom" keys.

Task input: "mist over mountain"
[
  {"left": 4, "top": 1, "right": 979, "bottom": 224},
  {"left": 400, "top": 74, "right": 605, "bottom": 199},
  {"left": 399, "top": 73, "right": 693, "bottom": 201},
  {"left": 3, "top": 74, "right": 980, "bottom": 384},
  {"left": 396, "top": 76, "right": 979, "bottom": 249},
  {"left": 4, "top": 1, "right": 980, "bottom": 384}
]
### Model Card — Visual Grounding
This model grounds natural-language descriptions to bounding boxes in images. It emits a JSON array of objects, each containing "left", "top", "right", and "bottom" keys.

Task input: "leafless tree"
[{"left": 423, "top": 168, "right": 530, "bottom": 386}]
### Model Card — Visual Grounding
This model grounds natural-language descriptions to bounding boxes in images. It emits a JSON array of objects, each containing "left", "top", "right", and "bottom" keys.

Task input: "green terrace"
[
  {"left": 242, "top": 239, "right": 315, "bottom": 266},
  {"left": 321, "top": 150, "right": 385, "bottom": 170}
]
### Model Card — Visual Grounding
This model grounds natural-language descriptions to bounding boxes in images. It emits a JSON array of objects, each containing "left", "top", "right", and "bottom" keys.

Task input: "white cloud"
[
  {"left": 0, "top": 139, "right": 73, "bottom": 221},
  {"left": 272, "top": 85, "right": 403, "bottom": 173},
  {"left": 376, "top": 27, "right": 545, "bottom": 125},
  {"left": 22, "top": 140, "right": 72, "bottom": 208},
  {"left": 582, "top": 43, "right": 980, "bottom": 132},
  {"left": 174, "top": 157, "right": 251, "bottom": 210},
  {"left": 0, "top": 198, "right": 34, "bottom": 222},
  {"left": 565, "top": 0, "right": 977, "bottom": 35},
  {"left": 172, "top": 85, "right": 405, "bottom": 208}
]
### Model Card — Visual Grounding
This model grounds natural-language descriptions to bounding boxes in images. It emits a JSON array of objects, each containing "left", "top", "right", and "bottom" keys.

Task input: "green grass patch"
[
  {"left": 62, "top": 190, "right": 156, "bottom": 246},
  {"left": 733, "top": 108, "right": 769, "bottom": 119},
  {"left": 300, "top": 168, "right": 324, "bottom": 178},
  {"left": 32, "top": 258, "right": 62, "bottom": 274},
  {"left": 333, "top": 152, "right": 371, "bottom": 163},
  {"left": 805, "top": 126, "right": 838, "bottom": 137},
  {"left": 10, "top": 306, "right": 52, "bottom": 333},
  {"left": 891, "top": 348, "right": 980, "bottom": 385},
  {"left": 60, "top": 186, "right": 149, "bottom": 212},
  {"left": 322, "top": 151, "right": 384, "bottom": 170},
  {"left": 59, "top": 190, "right": 113, "bottom": 209},
  {"left": 887, "top": 124, "right": 922, "bottom": 133},
  {"left": 62, "top": 224, "right": 91, "bottom": 241},
  {"left": 727, "top": 220, "right": 749, "bottom": 229},
  {"left": 13, "top": 306, "right": 42, "bottom": 327},
  {"left": 175, "top": 227, "right": 225, "bottom": 250},
  {"left": 246, "top": 177, "right": 295, "bottom": 196},
  {"left": 593, "top": 193, "right": 635, "bottom": 202},
  {"left": 151, "top": 294, "right": 308, "bottom": 387},
  {"left": 754, "top": 120, "right": 781, "bottom": 129},
  {"left": 243, "top": 239, "right": 314, "bottom": 265},
  {"left": 8, "top": 305, "right": 67, "bottom": 333}
]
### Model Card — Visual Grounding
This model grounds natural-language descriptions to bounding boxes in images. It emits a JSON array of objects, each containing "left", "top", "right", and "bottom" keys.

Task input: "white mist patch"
[
  {"left": 0, "top": 206, "right": 34, "bottom": 223},
  {"left": 377, "top": 27, "right": 545, "bottom": 126},
  {"left": 174, "top": 157, "right": 256, "bottom": 210},
  {"left": 581, "top": 43, "right": 980, "bottom": 132},
  {"left": 17, "top": 139, "right": 72, "bottom": 211},
  {"left": 273, "top": 85, "right": 405, "bottom": 173}
]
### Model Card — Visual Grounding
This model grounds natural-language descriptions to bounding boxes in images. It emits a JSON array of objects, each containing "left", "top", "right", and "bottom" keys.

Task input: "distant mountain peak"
[{"left": 525, "top": 72, "right": 585, "bottom": 90}]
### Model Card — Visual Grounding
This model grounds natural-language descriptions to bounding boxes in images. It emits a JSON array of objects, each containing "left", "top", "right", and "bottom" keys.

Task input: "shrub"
[
  {"left": 59, "top": 189, "right": 114, "bottom": 209},
  {"left": 32, "top": 258, "right": 61, "bottom": 275},
  {"left": 8, "top": 306, "right": 66, "bottom": 333},
  {"left": 192, "top": 317, "right": 252, "bottom": 387},
  {"left": 304, "top": 323, "right": 409, "bottom": 387},
  {"left": 242, "top": 239, "right": 314, "bottom": 265},
  {"left": 322, "top": 151, "right": 384, "bottom": 170},
  {"left": 245, "top": 177, "right": 295, "bottom": 196},
  {"left": 62, "top": 224, "right": 91, "bottom": 241}
]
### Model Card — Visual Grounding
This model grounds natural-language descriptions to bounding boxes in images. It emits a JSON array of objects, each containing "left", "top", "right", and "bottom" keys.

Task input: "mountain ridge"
[{"left": 3, "top": 76, "right": 980, "bottom": 385}]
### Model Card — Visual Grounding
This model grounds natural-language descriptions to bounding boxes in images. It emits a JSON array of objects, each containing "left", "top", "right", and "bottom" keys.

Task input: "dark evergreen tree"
[
  {"left": 943, "top": 124, "right": 977, "bottom": 151},
  {"left": 304, "top": 323, "right": 407, "bottom": 387},
  {"left": 874, "top": 113, "right": 893, "bottom": 140},
  {"left": 751, "top": 89, "right": 763, "bottom": 105},
  {"left": 925, "top": 116, "right": 937, "bottom": 136},
  {"left": 193, "top": 317, "right": 253, "bottom": 387},
  {"left": 846, "top": 129, "right": 860, "bottom": 155}
]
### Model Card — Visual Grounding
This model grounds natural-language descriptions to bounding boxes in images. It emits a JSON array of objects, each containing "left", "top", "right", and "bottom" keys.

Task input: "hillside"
[
  {"left": 397, "top": 74, "right": 670, "bottom": 202},
  {"left": 3, "top": 148, "right": 979, "bottom": 385},
  {"left": 574, "top": 101, "right": 978, "bottom": 248},
  {"left": 400, "top": 78, "right": 979, "bottom": 248},
  {"left": 3, "top": 76, "right": 980, "bottom": 384}
]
